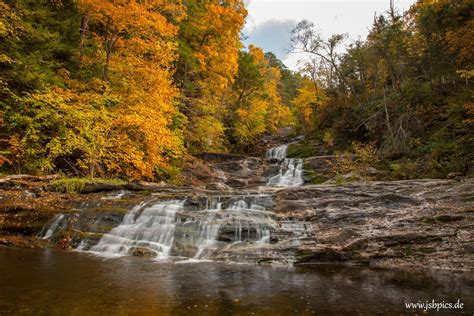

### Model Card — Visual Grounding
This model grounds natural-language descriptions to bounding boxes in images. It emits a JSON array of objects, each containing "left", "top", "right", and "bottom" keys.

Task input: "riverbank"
[{"left": 1, "top": 172, "right": 473, "bottom": 272}]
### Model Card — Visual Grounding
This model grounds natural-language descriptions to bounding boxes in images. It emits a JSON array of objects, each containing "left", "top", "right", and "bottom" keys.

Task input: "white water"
[
  {"left": 86, "top": 196, "right": 276, "bottom": 260},
  {"left": 266, "top": 144, "right": 304, "bottom": 187},
  {"left": 67, "top": 142, "right": 307, "bottom": 260},
  {"left": 89, "top": 201, "right": 183, "bottom": 258},
  {"left": 101, "top": 190, "right": 130, "bottom": 200},
  {"left": 41, "top": 214, "right": 66, "bottom": 239},
  {"left": 179, "top": 196, "right": 276, "bottom": 260}
]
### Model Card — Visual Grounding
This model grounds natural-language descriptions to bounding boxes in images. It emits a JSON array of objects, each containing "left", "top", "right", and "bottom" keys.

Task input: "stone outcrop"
[{"left": 272, "top": 179, "right": 474, "bottom": 270}]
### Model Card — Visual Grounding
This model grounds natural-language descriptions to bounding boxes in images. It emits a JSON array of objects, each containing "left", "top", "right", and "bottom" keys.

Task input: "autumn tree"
[
  {"left": 75, "top": 0, "right": 185, "bottom": 179},
  {"left": 1, "top": 0, "right": 186, "bottom": 179},
  {"left": 290, "top": 0, "right": 473, "bottom": 177},
  {"left": 228, "top": 46, "right": 294, "bottom": 148},
  {"left": 175, "top": 0, "right": 247, "bottom": 151}
]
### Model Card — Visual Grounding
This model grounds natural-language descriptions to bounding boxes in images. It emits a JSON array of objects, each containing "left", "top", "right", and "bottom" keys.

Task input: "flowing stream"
[
  {"left": 40, "top": 214, "right": 67, "bottom": 240},
  {"left": 88, "top": 201, "right": 183, "bottom": 258}
]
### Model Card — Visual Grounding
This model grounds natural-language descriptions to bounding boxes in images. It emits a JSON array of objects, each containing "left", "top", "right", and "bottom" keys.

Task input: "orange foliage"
[{"left": 77, "top": 0, "right": 184, "bottom": 179}]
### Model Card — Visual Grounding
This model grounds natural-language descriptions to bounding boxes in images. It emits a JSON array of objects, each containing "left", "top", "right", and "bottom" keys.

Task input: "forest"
[{"left": 0, "top": 0, "right": 472, "bottom": 182}]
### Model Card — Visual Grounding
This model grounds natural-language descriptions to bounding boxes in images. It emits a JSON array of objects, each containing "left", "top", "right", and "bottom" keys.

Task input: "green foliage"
[
  {"left": 287, "top": 142, "right": 317, "bottom": 158},
  {"left": 302, "top": 167, "right": 328, "bottom": 184},
  {"left": 155, "top": 164, "right": 184, "bottom": 186},
  {"left": 0, "top": 0, "right": 186, "bottom": 180},
  {"left": 52, "top": 178, "right": 86, "bottom": 194},
  {"left": 400, "top": 80, "right": 432, "bottom": 105},
  {"left": 389, "top": 159, "right": 420, "bottom": 179},
  {"left": 227, "top": 46, "right": 295, "bottom": 149}
]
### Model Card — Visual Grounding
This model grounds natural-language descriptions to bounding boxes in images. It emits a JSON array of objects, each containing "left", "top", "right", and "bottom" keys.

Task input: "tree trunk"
[{"left": 79, "top": 13, "right": 89, "bottom": 62}]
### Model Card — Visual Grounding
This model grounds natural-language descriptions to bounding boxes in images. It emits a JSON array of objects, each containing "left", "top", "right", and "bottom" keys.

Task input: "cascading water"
[
  {"left": 266, "top": 144, "right": 304, "bottom": 187},
  {"left": 84, "top": 195, "right": 277, "bottom": 260},
  {"left": 89, "top": 200, "right": 183, "bottom": 258},
  {"left": 40, "top": 214, "right": 67, "bottom": 239},
  {"left": 177, "top": 196, "right": 276, "bottom": 260},
  {"left": 41, "top": 140, "right": 312, "bottom": 262}
]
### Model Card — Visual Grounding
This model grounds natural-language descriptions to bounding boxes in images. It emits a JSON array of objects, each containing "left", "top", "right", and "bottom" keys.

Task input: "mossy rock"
[{"left": 51, "top": 178, "right": 127, "bottom": 194}]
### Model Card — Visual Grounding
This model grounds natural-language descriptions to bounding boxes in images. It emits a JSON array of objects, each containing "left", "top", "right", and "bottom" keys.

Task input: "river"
[{"left": 1, "top": 248, "right": 473, "bottom": 315}]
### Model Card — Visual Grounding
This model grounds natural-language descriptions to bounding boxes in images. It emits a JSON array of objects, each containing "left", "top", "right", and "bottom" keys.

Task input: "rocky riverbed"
[{"left": 0, "top": 147, "right": 473, "bottom": 271}]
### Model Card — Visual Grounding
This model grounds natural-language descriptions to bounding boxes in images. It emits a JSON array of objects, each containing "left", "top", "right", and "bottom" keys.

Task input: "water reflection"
[{"left": 0, "top": 248, "right": 472, "bottom": 315}]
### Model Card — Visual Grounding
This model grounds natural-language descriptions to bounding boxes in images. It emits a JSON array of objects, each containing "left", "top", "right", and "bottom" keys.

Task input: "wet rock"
[
  {"left": 434, "top": 215, "right": 464, "bottom": 223},
  {"left": 273, "top": 179, "right": 474, "bottom": 270},
  {"left": 377, "top": 233, "right": 438, "bottom": 246},
  {"left": 0, "top": 179, "right": 24, "bottom": 190},
  {"left": 215, "top": 161, "right": 245, "bottom": 173},
  {"left": 447, "top": 172, "right": 463, "bottom": 179},
  {"left": 129, "top": 247, "right": 157, "bottom": 257},
  {"left": 296, "top": 247, "right": 345, "bottom": 263},
  {"left": 225, "top": 178, "right": 248, "bottom": 188},
  {"left": 197, "top": 152, "right": 248, "bottom": 162},
  {"left": 206, "top": 182, "right": 232, "bottom": 191},
  {"left": 342, "top": 238, "right": 368, "bottom": 251}
]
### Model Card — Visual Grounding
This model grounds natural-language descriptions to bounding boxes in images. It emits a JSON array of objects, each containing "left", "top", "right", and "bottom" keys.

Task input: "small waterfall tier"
[
  {"left": 37, "top": 141, "right": 314, "bottom": 263},
  {"left": 266, "top": 144, "right": 304, "bottom": 187},
  {"left": 40, "top": 214, "right": 67, "bottom": 239},
  {"left": 89, "top": 200, "right": 183, "bottom": 258}
]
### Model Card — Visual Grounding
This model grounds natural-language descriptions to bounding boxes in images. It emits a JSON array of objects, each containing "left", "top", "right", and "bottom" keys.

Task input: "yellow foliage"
[
  {"left": 75, "top": 0, "right": 185, "bottom": 179},
  {"left": 181, "top": 0, "right": 247, "bottom": 151},
  {"left": 292, "top": 78, "right": 328, "bottom": 132},
  {"left": 329, "top": 142, "right": 379, "bottom": 179},
  {"left": 230, "top": 45, "right": 294, "bottom": 147}
]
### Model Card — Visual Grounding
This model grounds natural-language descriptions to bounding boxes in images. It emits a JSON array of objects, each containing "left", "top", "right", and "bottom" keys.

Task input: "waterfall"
[
  {"left": 40, "top": 214, "right": 66, "bottom": 239},
  {"left": 89, "top": 200, "right": 183, "bottom": 258},
  {"left": 38, "top": 139, "right": 312, "bottom": 263},
  {"left": 84, "top": 195, "right": 276, "bottom": 260},
  {"left": 266, "top": 144, "right": 304, "bottom": 187},
  {"left": 266, "top": 144, "right": 288, "bottom": 159}
]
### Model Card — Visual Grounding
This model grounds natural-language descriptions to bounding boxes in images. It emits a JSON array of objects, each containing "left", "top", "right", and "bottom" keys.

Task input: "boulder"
[
  {"left": 225, "top": 178, "right": 248, "bottom": 188},
  {"left": 205, "top": 182, "right": 232, "bottom": 191},
  {"left": 447, "top": 172, "right": 463, "bottom": 179},
  {"left": 129, "top": 247, "right": 157, "bottom": 257}
]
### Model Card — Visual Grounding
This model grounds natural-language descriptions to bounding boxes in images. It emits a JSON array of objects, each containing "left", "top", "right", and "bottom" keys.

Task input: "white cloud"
[
  {"left": 244, "top": 0, "right": 416, "bottom": 70},
  {"left": 244, "top": 20, "right": 297, "bottom": 60}
]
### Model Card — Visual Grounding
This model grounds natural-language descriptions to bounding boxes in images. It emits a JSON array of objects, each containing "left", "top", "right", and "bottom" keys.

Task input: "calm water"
[{"left": 0, "top": 248, "right": 473, "bottom": 315}]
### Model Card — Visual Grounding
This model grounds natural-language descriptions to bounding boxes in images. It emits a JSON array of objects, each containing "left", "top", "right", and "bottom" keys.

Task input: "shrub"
[{"left": 329, "top": 142, "right": 379, "bottom": 180}]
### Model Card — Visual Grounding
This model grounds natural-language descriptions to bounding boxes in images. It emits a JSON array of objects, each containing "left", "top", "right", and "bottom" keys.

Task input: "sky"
[{"left": 243, "top": 0, "right": 416, "bottom": 70}]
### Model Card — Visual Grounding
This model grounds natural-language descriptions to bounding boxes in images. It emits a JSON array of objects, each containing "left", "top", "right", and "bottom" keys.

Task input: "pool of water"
[{"left": 0, "top": 248, "right": 473, "bottom": 315}]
